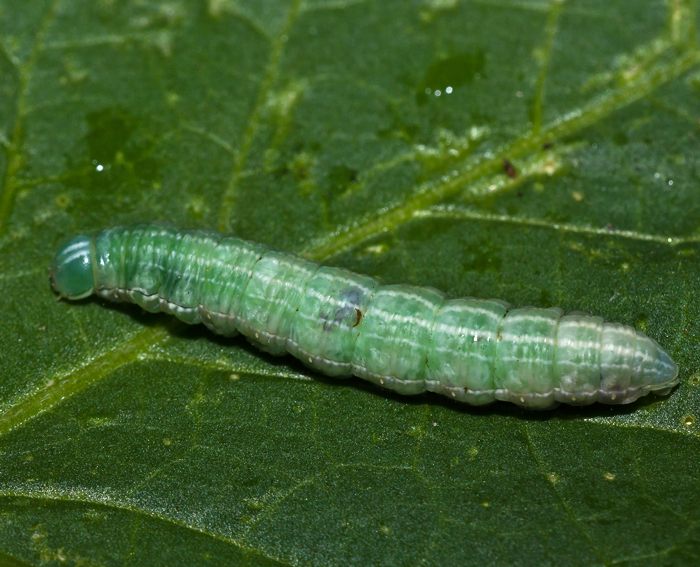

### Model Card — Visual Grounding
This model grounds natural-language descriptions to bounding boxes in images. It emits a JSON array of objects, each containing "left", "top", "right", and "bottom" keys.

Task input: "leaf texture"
[{"left": 1, "top": 1, "right": 699, "bottom": 565}]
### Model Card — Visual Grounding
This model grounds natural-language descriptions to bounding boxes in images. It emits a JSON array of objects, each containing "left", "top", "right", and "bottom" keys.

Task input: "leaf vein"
[
  {"left": 0, "top": 0, "right": 60, "bottom": 236},
  {"left": 217, "top": 0, "right": 303, "bottom": 232},
  {"left": 0, "top": 490, "right": 287, "bottom": 565},
  {"left": 302, "top": 46, "right": 700, "bottom": 261}
]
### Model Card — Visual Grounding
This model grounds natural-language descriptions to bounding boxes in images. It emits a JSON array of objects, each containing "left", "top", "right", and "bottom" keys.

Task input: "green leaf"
[{"left": 1, "top": 0, "right": 699, "bottom": 564}]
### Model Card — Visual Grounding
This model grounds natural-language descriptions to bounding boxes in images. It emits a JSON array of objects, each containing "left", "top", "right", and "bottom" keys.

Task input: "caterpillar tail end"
[
  {"left": 649, "top": 347, "right": 680, "bottom": 397},
  {"left": 49, "top": 234, "right": 96, "bottom": 300}
]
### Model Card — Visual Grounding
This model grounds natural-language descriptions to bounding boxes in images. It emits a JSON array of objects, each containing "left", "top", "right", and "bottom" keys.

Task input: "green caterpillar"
[{"left": 49, "top": 225, "right": 679, "bottom": 409}]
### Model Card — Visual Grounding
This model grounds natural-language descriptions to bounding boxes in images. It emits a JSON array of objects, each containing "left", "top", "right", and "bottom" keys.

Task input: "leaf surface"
[{"left": 1, "top": 1, "right": 699, "bottom": 565}]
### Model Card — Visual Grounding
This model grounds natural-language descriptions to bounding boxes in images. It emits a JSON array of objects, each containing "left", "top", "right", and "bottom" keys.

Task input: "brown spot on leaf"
[{"left": 503, "top": 159, "right": 517, "bottom": 178}]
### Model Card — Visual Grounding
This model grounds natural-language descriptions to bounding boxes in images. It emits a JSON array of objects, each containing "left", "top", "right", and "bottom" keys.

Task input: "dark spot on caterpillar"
[
  {"left": 503, "top": 159, "right": 517, "bottom": 179},
  {"left": 353, "top": 308, "right": 363, "bottom": 327},
  {"left": 542, "top": 141, "right": 553, "bottom": 150},
  {"left": 321, "top": 287, "right": 364, "bottom": 331}
]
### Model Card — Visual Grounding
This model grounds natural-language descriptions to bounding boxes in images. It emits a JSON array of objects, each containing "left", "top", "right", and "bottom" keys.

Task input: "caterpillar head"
[{"left": 50, "top": 234, "right": 95, "bottom": 300}]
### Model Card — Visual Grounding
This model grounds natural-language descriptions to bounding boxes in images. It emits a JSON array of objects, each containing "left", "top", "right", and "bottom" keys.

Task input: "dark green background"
[{"left": 1, "top": 1, "right": 699, "bottom": 565}]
